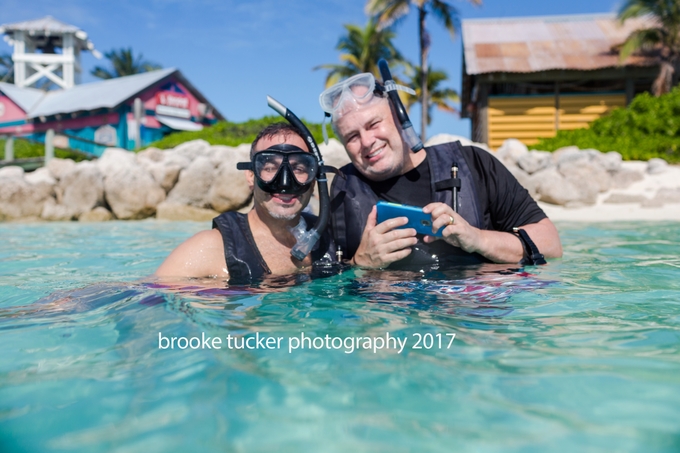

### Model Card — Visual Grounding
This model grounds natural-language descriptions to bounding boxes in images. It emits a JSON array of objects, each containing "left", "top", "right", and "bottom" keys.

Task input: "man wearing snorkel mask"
[
  {"left": 155, "top": 123, "right": 335, "bottom": 282},
  {"left": 321, "top": 68, "right": 562, "bottom": 270}
]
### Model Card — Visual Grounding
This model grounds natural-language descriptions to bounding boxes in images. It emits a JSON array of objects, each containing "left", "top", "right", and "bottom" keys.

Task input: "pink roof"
[{"left": 462, "top": 13, "right": 658, "bottom": 75}]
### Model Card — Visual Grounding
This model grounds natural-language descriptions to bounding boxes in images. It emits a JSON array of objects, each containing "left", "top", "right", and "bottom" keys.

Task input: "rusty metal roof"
[{"left": 462, "top": 13, "right": 657, "bottom": 75}]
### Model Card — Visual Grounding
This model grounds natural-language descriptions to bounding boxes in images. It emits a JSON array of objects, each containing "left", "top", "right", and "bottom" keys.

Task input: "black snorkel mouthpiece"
[
  {"left": 267, "top": 95, "right": 330, "bottom": 262},
  {"left": 377, "top": 59, "right": 423, "bottom": 153}
]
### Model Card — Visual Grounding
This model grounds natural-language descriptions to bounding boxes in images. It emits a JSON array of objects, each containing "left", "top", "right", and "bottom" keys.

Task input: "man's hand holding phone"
[{"left": 351, "top": 205, "right": 418, "bottom": 269}]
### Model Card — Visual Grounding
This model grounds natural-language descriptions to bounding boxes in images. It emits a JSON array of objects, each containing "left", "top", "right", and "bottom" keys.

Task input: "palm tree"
[
  {"left": 91, "top": 48, "right": 162, "bottom": 79},
  {"left": 403, "top": 65, "right": 458, "bottom": 126},
  {"left": 315, "top": 19, "right": 407, "bottom": 88},
  {"left": 618, "top": 0, "right": 680, "bottom": 95},
  {"left": 0, "top": 53, "right": 13, "bottom": 83},
  {"left": 366, "top": 0, "right": 481, "bottom": 141}
]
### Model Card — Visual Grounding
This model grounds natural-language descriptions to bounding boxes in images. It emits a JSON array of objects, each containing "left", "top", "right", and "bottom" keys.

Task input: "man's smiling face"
[{"left": 334, "top": 97, "right": 409, "bottom": 182}]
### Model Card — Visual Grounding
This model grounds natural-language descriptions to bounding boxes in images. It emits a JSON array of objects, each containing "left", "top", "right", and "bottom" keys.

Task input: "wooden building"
[{"left": 461, "top": 14, "right": 660, "bottom": 148}]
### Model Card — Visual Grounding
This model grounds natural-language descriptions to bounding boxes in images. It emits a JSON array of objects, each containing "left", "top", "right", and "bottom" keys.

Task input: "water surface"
[{"left": 1, "top": 220, "right": 679, "bottom": 452}]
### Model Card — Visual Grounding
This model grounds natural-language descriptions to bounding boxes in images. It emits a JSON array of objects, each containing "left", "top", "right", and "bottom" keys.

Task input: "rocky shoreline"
[
  {"left": 0, "top": 139, "right": 351, "bottom": 223},
  {"left": 1, "top": 136, "right": 679, "bottom": 223}
]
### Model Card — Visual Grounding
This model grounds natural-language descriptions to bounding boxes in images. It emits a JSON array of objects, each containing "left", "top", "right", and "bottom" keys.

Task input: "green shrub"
[
  {"left": 531, "top": 88, "right": 680, "bottom": 163},
  {"left": 0, "top": 138, "right": 89, "bottom": 161},
  {"left": 147, "top": 116, "right": 333, "bottom": 150}
]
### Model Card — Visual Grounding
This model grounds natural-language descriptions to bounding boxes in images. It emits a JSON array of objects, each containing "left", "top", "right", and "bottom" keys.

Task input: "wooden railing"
[{"left": 1, "top": 129, "right": 97, "bottom": 171}]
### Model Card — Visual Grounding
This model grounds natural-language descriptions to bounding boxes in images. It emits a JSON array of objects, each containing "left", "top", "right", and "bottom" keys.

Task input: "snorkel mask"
[
  {"left": 237, "top": 143, "right": 319, "bottom": 196},
  {"left": 318, "top": 59, "right": 424, "bottom": 152}
]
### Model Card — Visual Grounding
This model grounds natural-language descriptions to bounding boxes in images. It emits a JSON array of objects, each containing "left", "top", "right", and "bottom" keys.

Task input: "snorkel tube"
[
  {"left": 377, "top": 59, "right": 424, "bottom": 152},
  {"left": 267, "top": 95, "right": 330, "bottom": 262}
]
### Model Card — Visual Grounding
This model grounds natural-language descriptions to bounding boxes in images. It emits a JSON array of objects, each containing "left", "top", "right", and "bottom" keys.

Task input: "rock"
[
  {"left": 156, "top": 202, "right": 219, "bottom": 221},
  {"left": 25, "top": 167, "right": 56, "bottom": 186},
  {"left": 160, "top": 149, "right": 192, "bottom": 170},
  {"left": 96, "top": 148, "right": 136, "bottom": 176},
  {"left": 595, "top": 151, "right": 623, "bottom": 172},
  {"left": 59, "top": 161, "right": 105, "bottom": 217},
  {"left": 0, "top": 166, "right": 25, "bottom": 179},
  {"left": 209, "top": 144, "right": 250, "bottom": 168},
  {"left": 651, "top": 187, "right": 680, "bottom": 204},
  {"left": 603, "top": 193, "right": 647, "bottom": 204},
  {"left": 558, "top": 158, "right": 611, "bottom": 196},
  {"left": 137, "top": 147, "right": 184, "bottom": 192},
  {"left": 319, "top": 139, "right": 353, "bottom": 169},
  {"left": 46, "top": 158, "right": 76, "bottom": 180},
  {"left": 104, "top": 164, "right": 166, "bottom": 220},
  {"left": 208, "top": 161, "right": 252, "bottom": 212},
  {"left": 506, "top": 164, "right": 538, "bottom": 198},
  {"left": 136, "top": 147, "right": 165, "bottom": 163},
  {"left": 166, "top": 156, "right": 216, "bottom": 208},
  {"left": 171, "top": 139, "right": 211, "bottom": 160},
  {"left": 647, "top": 158, "right": 668, "bottom": 174},
  {"left": 78, "top": 207, "right": 113, "bottom": 222},
  {"left": 143, "top": 161, "right": 182, "bottom": 193},
  {"left": 495, "top": 139, "right": 528, "bottom": 165},
  {"left": 554, "top": 148, "right": 589, "bottom": 166},
  {"left": 533, "top": 167, "right": 582, "bottom": 205},
  {"left": 41, "top": 197, "right": 74, "bottom": 221},
  {"left": 0, "top": 176, "right": 53, "bottom": 220},
  {"left": 552, "top": 146, "right": 580, "bottom": 164},
  {"left": 518, "top": 150, "right": 552, "bottom": 174},
  {"left": 425, "top": 134, "right": 493, "bottom": 154},
  {"left": 611, "top": 168, "right": 644, "bottom": 189}
]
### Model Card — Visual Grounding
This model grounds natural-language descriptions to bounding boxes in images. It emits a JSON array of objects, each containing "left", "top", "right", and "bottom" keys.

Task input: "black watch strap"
[{"left": 513, "top": 227, "right": 547, "bottom": 266}]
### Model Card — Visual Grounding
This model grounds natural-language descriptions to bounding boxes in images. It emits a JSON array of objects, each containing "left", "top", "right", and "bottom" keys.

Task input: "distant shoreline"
[{"left": 539, "top": 162, "right": 680, "bottom": 222}]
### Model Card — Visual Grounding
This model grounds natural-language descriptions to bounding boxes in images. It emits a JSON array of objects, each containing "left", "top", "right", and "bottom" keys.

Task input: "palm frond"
[
  {"left": 366, "top": 0, "right": 411, "bottom": 30},
  {"left": 429, "top": 0, "right": 459, "bottom": 37},
  {"left": 619, "top": 27, "right": 663, "bottom": 60}
]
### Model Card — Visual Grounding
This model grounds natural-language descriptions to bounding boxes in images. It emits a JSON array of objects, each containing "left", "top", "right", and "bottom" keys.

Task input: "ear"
[{"left": 245, "top": 170, "right": 255, "bottom": 191}]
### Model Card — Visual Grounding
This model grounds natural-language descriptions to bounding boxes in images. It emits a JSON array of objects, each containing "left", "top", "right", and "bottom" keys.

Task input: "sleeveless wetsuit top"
[{"left": 212, "top": 211, "right": 336, "bottom": 284}]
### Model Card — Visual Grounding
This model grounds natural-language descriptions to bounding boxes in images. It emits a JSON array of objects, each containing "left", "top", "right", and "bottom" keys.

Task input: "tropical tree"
[
  {"left": 91, "top": 48, "right": 162, "bottom": 79},
  {"left": 618, "top": 0, "right": 680, "bottom": 95},
  {"left": 366, "top": 0, "right": 481, "bottom": 141},
  {"left": 315, "top": 19, "right": 407, "bottom": 88},
  {"left": 0, "top": 53, "right": 13, "bottom": 83},
  {"left": 403, "top": 65, "right": 458, "bottom": 125}
]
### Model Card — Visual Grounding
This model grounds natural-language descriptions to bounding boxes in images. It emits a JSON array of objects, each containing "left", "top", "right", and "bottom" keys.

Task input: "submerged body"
[{"left": 155, "top": 125, "right": 335, "bottom": 282}]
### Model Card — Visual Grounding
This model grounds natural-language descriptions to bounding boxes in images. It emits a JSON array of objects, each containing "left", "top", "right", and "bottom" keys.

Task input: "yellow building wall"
[{"left": 487, "top": 93, "right": 626, "bottom": 149}]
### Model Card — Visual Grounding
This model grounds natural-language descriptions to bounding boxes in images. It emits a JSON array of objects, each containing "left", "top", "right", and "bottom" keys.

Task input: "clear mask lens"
[
  {"left": 319, "top": 73, "right": 376, "bottom": 114},
  {"left": 254, "top": 151, "right": 317, "bottom": 185}
]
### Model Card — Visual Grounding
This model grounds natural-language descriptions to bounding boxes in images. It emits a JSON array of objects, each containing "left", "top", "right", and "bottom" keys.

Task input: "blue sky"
[{"left": 1, "top": 0, "right": 624, "bottom": 139}]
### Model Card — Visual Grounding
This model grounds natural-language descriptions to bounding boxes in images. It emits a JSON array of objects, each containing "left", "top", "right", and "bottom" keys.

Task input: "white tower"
[{"left": 0, "top": 16, "right": 100, "bottom": 89}]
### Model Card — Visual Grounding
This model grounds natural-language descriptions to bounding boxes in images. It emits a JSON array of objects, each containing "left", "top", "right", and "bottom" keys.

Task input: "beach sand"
[{"left": 539, "top": 162, "right": 680, "bottom": 222}]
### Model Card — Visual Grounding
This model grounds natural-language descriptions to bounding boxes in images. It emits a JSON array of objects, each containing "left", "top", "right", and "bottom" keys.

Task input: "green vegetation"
[
  {"left": 531, "top": 88, "right": 680, "bottom": 163},
  {"left": 147, "top": 116, "right": 333, "bottom": 150},
  {"left": 0, "top": 138, "right": 89, "bottom": 162}
]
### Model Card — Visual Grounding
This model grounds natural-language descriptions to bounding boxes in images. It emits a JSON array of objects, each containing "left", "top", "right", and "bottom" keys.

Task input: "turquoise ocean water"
[{"left": 0, "top": 220, "right": 679, "bottom": 452}]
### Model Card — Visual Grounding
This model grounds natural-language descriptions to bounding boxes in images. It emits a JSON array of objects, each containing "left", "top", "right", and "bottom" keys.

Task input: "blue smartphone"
[{"left": 376, "top": 201, "right": 444, "bottom": 237}]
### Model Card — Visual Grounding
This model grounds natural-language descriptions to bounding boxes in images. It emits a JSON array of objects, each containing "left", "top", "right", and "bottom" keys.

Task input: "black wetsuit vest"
[
  {"left": 330, "top": 141, "right": 486, "bottom": 269},
  {"left": 212, "top": 211, "right": 336, "bottom": 283}
]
